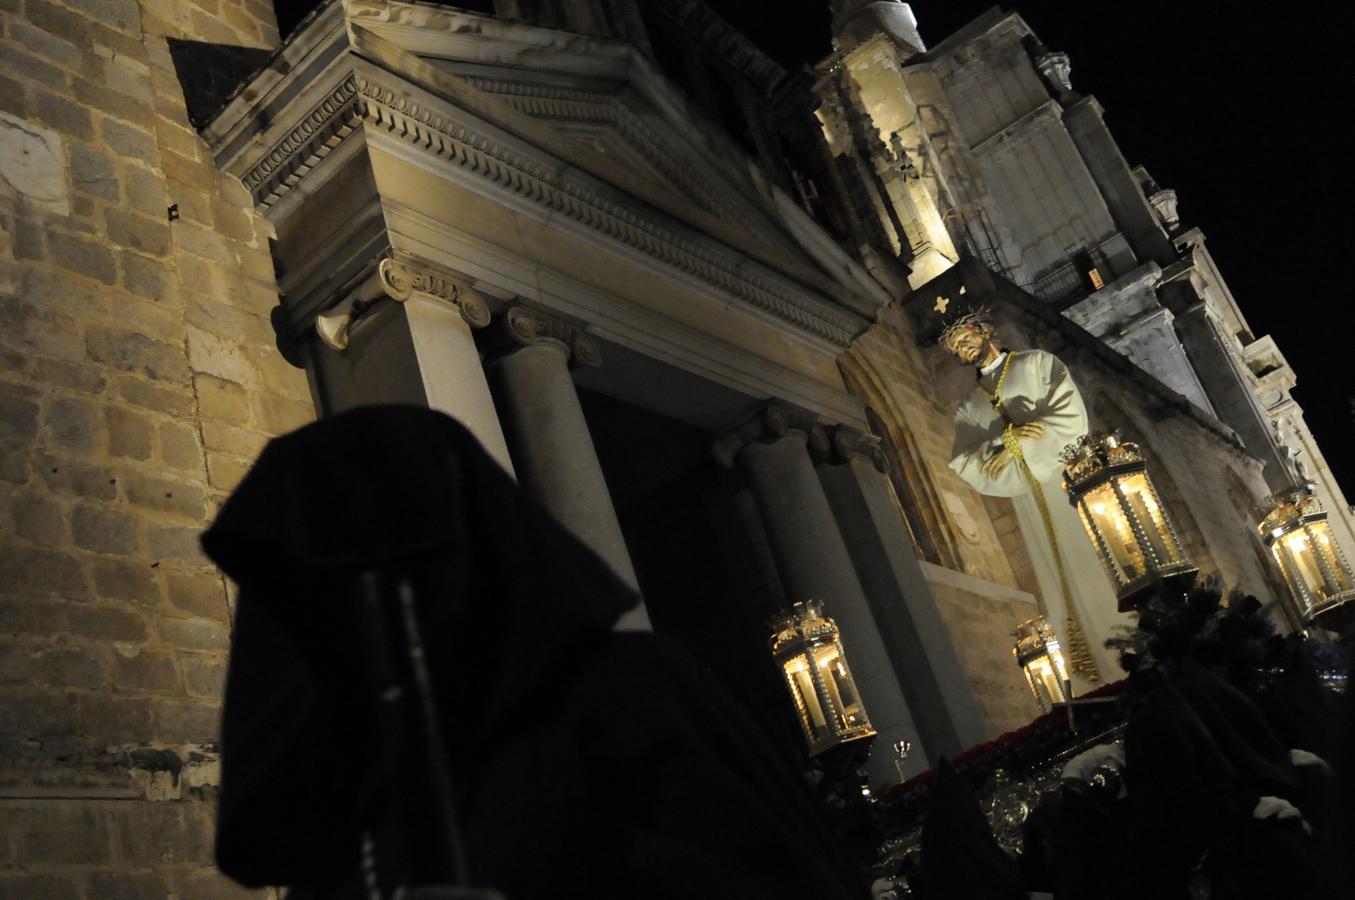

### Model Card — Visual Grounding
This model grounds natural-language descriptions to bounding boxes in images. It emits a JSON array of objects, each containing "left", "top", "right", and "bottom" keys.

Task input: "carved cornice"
[
  {"left": 242, "top": 77, "right": 362, "bottom": 208},
  {"left": 712, "top": 400, "right": 829, "bottom": 469},
  {"left": 491, "top": 305, "right": 601, "bottom": 368},
  {"left": 355, "top": 76, "right": 859, "bottom": 346},
  {"left": 379, "top": 253, "right": 491, "bottom": 328},
  {"left": 226, "top": 65, "right": 861, "bottom": 348}
]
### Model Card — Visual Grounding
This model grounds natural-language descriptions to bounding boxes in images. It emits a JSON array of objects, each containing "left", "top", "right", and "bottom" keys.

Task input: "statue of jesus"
[{"left": 941, "top": 307, "right": 1116, "bottom": 683}]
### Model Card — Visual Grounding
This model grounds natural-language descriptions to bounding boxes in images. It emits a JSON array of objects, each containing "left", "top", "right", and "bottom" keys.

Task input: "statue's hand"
[
  {"left": 982, "top": 448, "right": 1012, "bottom": 478},
  {"left": 1011, "top": 421, "right": 1045, "bottom": 441}
]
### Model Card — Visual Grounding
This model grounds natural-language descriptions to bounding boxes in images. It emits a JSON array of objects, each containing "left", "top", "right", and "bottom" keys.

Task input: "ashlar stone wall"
[{"left": 1, "top": 0, "right": 311, "bottom": 895}]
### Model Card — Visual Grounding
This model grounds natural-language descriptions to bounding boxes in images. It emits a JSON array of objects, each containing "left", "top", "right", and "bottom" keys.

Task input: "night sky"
[{"left": 708, "top": 0, "right": 1355, "bottom": 499}]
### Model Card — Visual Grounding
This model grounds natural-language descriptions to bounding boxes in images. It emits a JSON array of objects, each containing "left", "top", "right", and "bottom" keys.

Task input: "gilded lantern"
[
  {"left": 1013, "top": 616, "right": 1070, "bottom": 713},
  {"left": 1258, "top": 487, "right": 1355, "bottom": 631},
  {"left": 768, "top": 600, "right": 875, "bottom": 755},
  {"left": 1063, "top": 432, "right": 1197, "bottom": 610}
]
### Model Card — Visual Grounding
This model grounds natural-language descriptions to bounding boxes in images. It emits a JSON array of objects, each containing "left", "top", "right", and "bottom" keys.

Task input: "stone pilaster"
[
  {"left": 815, "top": 424, "right": 988, "bottom": 761},
  {"left": 485, "top": 306, "right": 649, "bottom": 631},
  {"left": 715, "top": 402, "right": 921, "bottom": 779}
]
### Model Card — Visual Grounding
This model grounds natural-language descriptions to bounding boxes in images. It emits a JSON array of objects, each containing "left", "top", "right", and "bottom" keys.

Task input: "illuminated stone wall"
[{"left": 0, "top": 0, "right": 308, "bottom": 894}]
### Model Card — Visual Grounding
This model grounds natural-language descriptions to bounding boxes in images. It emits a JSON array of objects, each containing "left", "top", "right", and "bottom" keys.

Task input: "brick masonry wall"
[{"left": 1, "top": 0, "right": 310, "bottom": 895}]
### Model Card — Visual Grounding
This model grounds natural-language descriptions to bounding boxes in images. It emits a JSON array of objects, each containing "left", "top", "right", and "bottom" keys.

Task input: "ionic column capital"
[
  {"left": 712, "top": 399, "right": 829, "bottom": 469},
  {"left": 488, "top": 305, "right": 602, "bottom": 369},
  {"left": 378, "top": 252, "right": 492, "bottom": 330}
]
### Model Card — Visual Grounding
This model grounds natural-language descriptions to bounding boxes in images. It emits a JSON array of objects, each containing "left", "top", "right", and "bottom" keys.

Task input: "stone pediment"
[{"left": 204, "top": 0, "right": 880, "bottom": 348}]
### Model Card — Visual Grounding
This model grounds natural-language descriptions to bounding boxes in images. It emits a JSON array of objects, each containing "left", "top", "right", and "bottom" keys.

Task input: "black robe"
[{"left": 203, "top": 404, "right": 867, "bottom": 899}]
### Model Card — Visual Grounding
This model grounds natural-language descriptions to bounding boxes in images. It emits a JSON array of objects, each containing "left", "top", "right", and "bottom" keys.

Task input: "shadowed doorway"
[{"left": 578, "top": 388, "right": 801, "bottom": 749}]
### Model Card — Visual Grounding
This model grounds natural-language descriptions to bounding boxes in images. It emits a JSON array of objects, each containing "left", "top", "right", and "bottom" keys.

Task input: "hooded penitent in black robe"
[{"left": 202, "top": 404, "right": 868, "bottom": 900}]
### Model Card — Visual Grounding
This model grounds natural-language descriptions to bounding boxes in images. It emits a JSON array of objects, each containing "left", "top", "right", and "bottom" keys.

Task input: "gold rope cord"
[{"left": 988, "top": 355, "right": 1100, "bottom": 682}]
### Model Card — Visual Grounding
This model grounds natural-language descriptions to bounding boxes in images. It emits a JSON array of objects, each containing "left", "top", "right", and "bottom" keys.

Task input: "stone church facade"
[{"left": 1, "top": 0, "right": 1347, "bottom": 893}]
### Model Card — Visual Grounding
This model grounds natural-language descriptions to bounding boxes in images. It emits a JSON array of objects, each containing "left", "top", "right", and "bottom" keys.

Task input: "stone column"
[
  {"left": 714, "top": 402, "right": 920, "bottom": 781},
  {"left": 816, "top": 426, "right": 987, "bottom": 760},
  {"left": 312, "top": 254, "right": 517, "bottom": 477},
  {"left": 486, "top": 306, "right": 650, "bottom": 631}
]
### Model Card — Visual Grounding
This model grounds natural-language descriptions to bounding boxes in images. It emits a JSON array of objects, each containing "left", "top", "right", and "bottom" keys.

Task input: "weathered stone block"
[
  {"left": 119, "top": 378, "right": 195, "bottom": 418},
  {"left": 21, "top": 264, "right": 107, "bottom": 317},
  {"left": 91, "top": 557, "right": 160, "bottom": 604},
  {"left": 160, "top": 150, "right": 218, "bottom": 192},
  {"left": 0, "top": 298, "right": 84, "bottom": 362},
  {"left": 77, "top": 692, "right": 154, "bottom": 746},
  {"left": 67, "top": 0, "right": 142, "bottom": 34},
  {"left": 146, "top": 524, "right": 209, "bottom": 567},
  {"left": 84, "top": 871, "right": 170, "bottom": 900},
  {"left": 74, "top": 77, "right": 156, "bottom": 129},
  {"left": 1, "top": 111, "right": 70, "bottom": 217},
  {"left": 187, "top": 325, "right": 256, "bottom": 386},
  {"left": 0, "top": 545, "right": 88, "bottom": 596},
  {"left": 105, "top": 405, "right": 154, "bottom": 460},
  {"left": 34, "top": 646, "right": 107, "bottom": 689},
  {"left": 154, "top": 616, "right": 228, "bottom": 651},
  {"left": 105, "top": 207, "right": 172, "bottom": 257},
  {"left": 9, "top": 492, "right": 68, "bottom": 545},
  {"left": 0, "top": 596, "right": 65, "bottom": 636},
  {"left": 205, "top": 451, "right": 250, "bottom": 493},
  {"left": 0, "top": 687, "right": 77, "bottom": 739},
  {"left": 37, "top": 453, "right": 119, "bottom": 501},
  {"left": 201, "top": 421, "right": 267, "bottom": 458},
  {"left": 171, "top": 867, "right": 273, "bottom": 900},
  {"left": 0, "top": 874, "right": 83, "bottom": 900},
  {"left": 182, "top": 657, "right": 227, "bottom": 699},
  {"left": 0, "top": 386, "right": 41, "bottom": 443},
  {"left": 4, "top": 50, "right": 67, "bottom": 94},
  {"left": 158, "top": 420, "right": 203, "bottom": 471},
  {"left": 68, "top": 141, "right": 123, "bottom": 203},
  {"left": 110, "top": 649, "right": 180, "bottom": 694},
  {"left": 193, "top": 373, "right": 249, "bottom": 421},
  {"left": 120, "top": 250, "right": 178, "bottom": 303},
  {"left": 86, "top": 325, "right": 189, "bottom": 383},
  {"left": 71, "top": 503, "right": 140, "bottom": 554},
  {"left": 154, "top": 117, "right": 203, "bottom": 161},
  {"left": 33, "top": 359, "right": 109, "bottom": 394},
  {"left": 0, "top": 73, "right": 24, "bottom": 117},
  {"left": 115, "top": 800, "right": 214, "bottom": 865},
  {"left": 120, "top": 163, "right": 167, "bottom": 217},
  {"left": 122, "top": 469, "right": 207, "bottom": 519},
  {"left": 25, "top": 0, "right": 93, "bottom": 43},
  {"left": 48, "top": 230, "right": 118, "bottom": 284},
  {"left": 10, "top": 19, "right": 84, "bottom": 71},
  {"left": 252, "top": 391, "right": 313, "bottom": 435},
  {"left": 174, "top": 220, "right": 233, "bottom": 264},
  {"left": 0, "top": 637, "right": 38, "bottom": 685},
  {"left": 2, "top": 441, "right": 33, "bottom": 485},
  {"left": 45, "top": 397, "right": 99, "bottom": 452},
  {"left": 12, "top": 218, "right": 46, "bottom": 260},
  {"left": 165, "top": 571, "right": 226, "bottom": 620},
  {"left": 68, "top": 604, "right": 149, "bottom": 642},
  {"left": 99, "top": 117, "right": 156, "bottom": 160},
  {"left": 154, "top": 698, "right": 220, "bottom": 743}
]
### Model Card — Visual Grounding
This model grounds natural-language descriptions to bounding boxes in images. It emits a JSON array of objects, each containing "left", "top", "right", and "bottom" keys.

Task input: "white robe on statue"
[{"left": 948, "top": 350, "right": 1129, "bottom": 686}]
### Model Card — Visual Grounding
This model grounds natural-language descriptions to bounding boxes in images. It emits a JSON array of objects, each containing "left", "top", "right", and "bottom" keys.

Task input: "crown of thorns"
[{"left": 938, "top": 305, "right": 995, "bottom": 346}]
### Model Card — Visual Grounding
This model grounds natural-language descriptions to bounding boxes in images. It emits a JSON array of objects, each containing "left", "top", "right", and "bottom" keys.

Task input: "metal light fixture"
[
  {"left": 1013, "top": 616, "right": 1070, "bottom": 713},
  {"left": 1063, "top": 432, "right": 1197, "bottom": 611},
  {"left": 1258, "top": 487, "right": 1355, "bottom": 632},
  {"left": 768, "top": 600, "right": 875, "bottom": 756}
]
